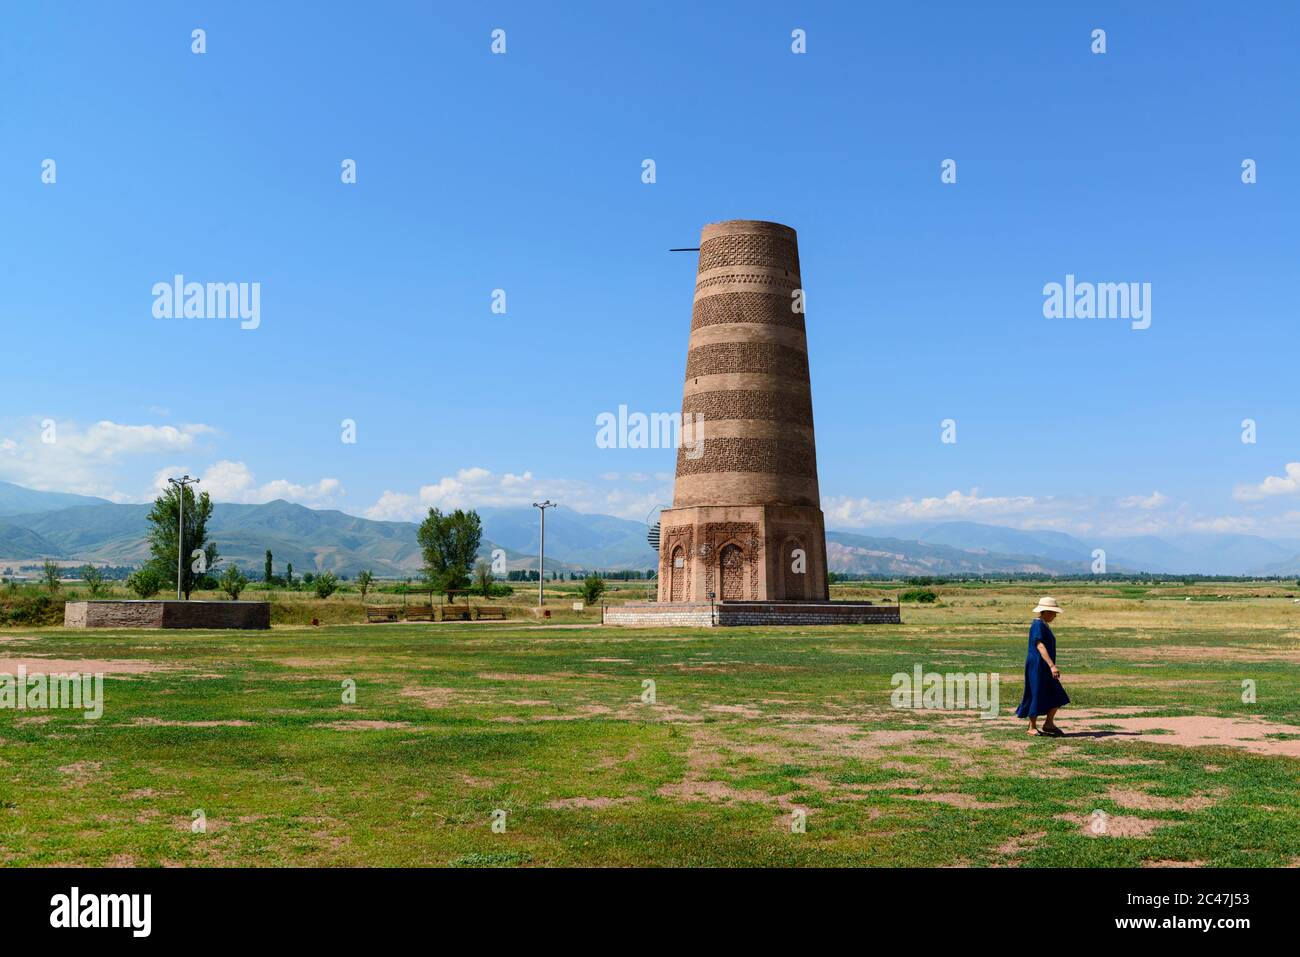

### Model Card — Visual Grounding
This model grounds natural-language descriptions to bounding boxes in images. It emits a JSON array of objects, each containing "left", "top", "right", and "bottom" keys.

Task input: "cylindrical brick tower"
[{"left": 657, "top": 220, "right": 830, "bottom": 604}]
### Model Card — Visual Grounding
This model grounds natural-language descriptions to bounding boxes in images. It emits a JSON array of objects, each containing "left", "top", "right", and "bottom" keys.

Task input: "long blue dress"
[{"left": 1015, "top": 618, "right": 1070, "bottom": 718}]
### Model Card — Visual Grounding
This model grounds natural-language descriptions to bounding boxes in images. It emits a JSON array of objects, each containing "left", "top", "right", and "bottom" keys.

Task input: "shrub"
[
  {"left": 81, "top": 564, "right": 108, "bottom": 597},
  {"left": 579, "top": 574, "right": 607, "bottom": 605},
  {"left": 0, "top": 594, "right": 61, "bottom": 626},
  {"left": 313, "top": 571, "right": 339, "bottom": 599},
  {"left": 126, "top": 567, "right": 164, "bottom": 599},
  {"left": 42, "top": 559, "right": 61, "bottom": 594},
  {"left": 899, "top": 588, "right": 938, "bottom": 604},
  {"left": 219, "top": 565, "right": 249, "bottom": 600}
]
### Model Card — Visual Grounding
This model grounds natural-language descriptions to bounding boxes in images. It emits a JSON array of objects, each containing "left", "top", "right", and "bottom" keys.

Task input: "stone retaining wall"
[
  {"left": 603, "top": 601, "right": 899, "bottom": 628},
  {"left": 64, "top": 601, "right": 271, "bottom": 630}
]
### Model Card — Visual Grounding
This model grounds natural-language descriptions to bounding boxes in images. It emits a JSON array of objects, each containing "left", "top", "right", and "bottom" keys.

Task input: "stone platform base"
[
  {"left": 602, "top": 600, "right": 899, "bottom": 628},
  {"left": 64, "top": 600, "right": 271, "bottom": 630}
]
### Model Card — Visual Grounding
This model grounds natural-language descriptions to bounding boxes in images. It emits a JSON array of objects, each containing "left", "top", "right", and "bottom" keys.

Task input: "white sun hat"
[{"left": 1032, "top": 596, "right": 1063, "bottom": 615}]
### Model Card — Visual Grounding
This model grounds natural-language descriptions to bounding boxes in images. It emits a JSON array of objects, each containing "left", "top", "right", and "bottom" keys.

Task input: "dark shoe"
[{"left": 1041, "top": 725, "right": 1064, "bottom": 737}]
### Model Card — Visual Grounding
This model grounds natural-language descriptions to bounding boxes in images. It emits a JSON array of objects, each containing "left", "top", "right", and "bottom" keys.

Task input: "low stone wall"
[
  {"left": 718, "top": 602, "right": 899, "bottom": 626},
  {"left": 603, "top": 603, "right": 716, "bottom": 628},
  {"left": 64, "top": 601, "right": 271, "bottom": 630},
  {"left": 603, "top": 601, "right": 899, "bottom": 628}
]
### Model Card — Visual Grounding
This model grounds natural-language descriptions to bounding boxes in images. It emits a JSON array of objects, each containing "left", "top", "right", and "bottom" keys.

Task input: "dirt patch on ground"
[
  {"left": 533, "top": 704, "right": 614, "bottom": 721},
  {"left": 1059, "top": 812, "right": 1167, "bottom": 838},
  {"left": 0, "top": 657, "right": 164, "bottom": 674},
  {"left": 544, "top": 796, "right": 641, "bottom": 810},
  {"left": 398, "top": 686, "right": 466, "bottom": 708},
  {"left": 315, "top": 720, "right": 410, "bottom": 730},
  {"left": 998, "top": 831, "right": 1045, "bottom": 856},
  {"left": 657, "top": 727, "right": 797, "bottom": 808},
  {"left": 1106, "top": 785, "right": 1222, "bottom": 812},
  {"left": 130, "top": 718, "right": 253, "bottom": 728},
  {"left": 57, "top": 761, "right": 102, "bottom": 786},
  {"left": 707, "top": 704, "right": 762, "bottom": 718},
  {"left": 1080, "top": 715, "right": 1300, "bottom": 757},
  {"left": 0, "top": 636, "right": 39, "bottom": 644}
]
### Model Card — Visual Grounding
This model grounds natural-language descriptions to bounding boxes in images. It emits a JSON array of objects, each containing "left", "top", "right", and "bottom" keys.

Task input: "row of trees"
[{"left": 56, "top": 493, "right": 621, "bottom": 603}]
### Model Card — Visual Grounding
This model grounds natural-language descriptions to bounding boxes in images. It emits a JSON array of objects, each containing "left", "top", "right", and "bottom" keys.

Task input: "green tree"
[
  {"left": 264, "top": 550, "right": 274, "bottom": 584},
  {"left": 417, "top": 508, "right": 482, "bottom": 599},
  {"left": 473, "top": 559, "right": 493, "bottom": 597},
  {"left": 286, "top": 563, "right": 294, "bottom": 587},
  {"left": 356, "top": 570, "right": 374, "bottom": 600},
  {"left": 42, "top": 559, "right": 61, "bottom": 594},
  {"left": 219, "top": 564, "right": 249, "bottom": 600},
  {"left": 81, "top": 564, "right": 108, "bottom": 597},
  {"left": 313, "top": 571, "right": 339, "bottom": 599},
  {"left": 579, "top": 574, "right": 606, "bottom": 605},
  {"left": 126, "top": 566, "right": 163, "bottom": 599},
  {"left": 145, "top": 483, "right": 217, "bottom": 599}
]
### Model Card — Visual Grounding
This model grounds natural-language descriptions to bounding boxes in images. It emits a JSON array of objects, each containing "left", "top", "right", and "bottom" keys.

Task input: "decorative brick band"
[
  {"left": 691, "top": 292, "right": 806, "bottom": 332},
  {"left": 685, "top": 341, "right": 809, "bottom": 380},
  {"left": 694, "top": 271, "right": 800, "bottom": 295},
  {"left": 675, "top": 436, "right": 816, "bottom": 477},
  {"left": 682, "top": 389, "right": 813, "bottom": 425},
  {"left": 698, "top": 233, "right": 800, "bottom": 272}
]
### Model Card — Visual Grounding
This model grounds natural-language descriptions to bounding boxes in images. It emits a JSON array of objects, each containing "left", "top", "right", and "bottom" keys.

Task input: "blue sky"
[{"left": 2, "top": 1, "right": 1298, "bottom": 539}]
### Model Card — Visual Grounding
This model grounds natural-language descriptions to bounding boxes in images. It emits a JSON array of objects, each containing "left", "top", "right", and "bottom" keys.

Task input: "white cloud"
[
  {"left": 150, "top": 460, "right": 343, "bottom": 507},
  {"left": 0, "top": 418, "right": 216, "bottom": 499},
  {"left": 1234, "top": 463, "right": 1300, "bottom": 501},
  {"left": 362, "top": 467, "right": 671, "bottom": 523},
  {"left": 1119, "top": 491, "right": 1168, "bottom": 510},
  {"left": 824, "top": 488, "right": 1041, "bottom": 526}
]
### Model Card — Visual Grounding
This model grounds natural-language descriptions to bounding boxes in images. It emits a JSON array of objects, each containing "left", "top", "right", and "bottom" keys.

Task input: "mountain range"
[{"left": 1, "top": 481, "right": 1299, "bottom": 577}]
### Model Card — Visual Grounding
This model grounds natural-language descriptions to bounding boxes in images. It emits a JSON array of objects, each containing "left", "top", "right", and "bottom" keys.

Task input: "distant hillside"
[
  {"left": 0, "top": 521, "right": 64, "bottom": 560},
  {"left": 0, "top": 480, "right": 108, "bottom": 517},
  {"left": 825, "top": 531, "right": 1090, "bottom": 576},
  {"left": 868, "top": 521, "right": 1300, "bottom": 576},
  {"left": 2, "top": 499, "right": 606, "bottom": 577}
]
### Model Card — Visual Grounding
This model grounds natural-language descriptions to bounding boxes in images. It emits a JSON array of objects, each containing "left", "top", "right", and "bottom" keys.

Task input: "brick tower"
[{"left": 656, "top": 220, "right": 830, "bottom": 604}]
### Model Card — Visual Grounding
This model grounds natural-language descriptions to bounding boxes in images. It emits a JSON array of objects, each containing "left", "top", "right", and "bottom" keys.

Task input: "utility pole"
[
  {"left": 168, "top": 475, "right": 200, "bottom": 600},
  {"left": 532, "top": 500, "right": 556, "bottom": 606}
]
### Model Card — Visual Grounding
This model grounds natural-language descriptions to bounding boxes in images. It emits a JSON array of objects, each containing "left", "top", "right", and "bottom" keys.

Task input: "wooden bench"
[
  {"left": 439, "top": 606, "right": 471, "bottom": 622},
  {"left": 473, "top": 606, "right": 507, "bottom": 620},
  {"left": 405, "top": 604, "right": 435, "bottom": 622},
  {"left": 364, "top": 606, "right": 401, "bottom": 623}
]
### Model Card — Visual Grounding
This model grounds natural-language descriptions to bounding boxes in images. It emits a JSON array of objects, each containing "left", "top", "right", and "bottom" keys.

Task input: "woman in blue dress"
[{"left": 1016, "top": 596, "right": 1070, "bottom": 736}]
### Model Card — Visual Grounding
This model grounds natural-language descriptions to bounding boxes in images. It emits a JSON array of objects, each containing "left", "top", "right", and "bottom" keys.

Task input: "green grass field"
[{"left": 2, "top": 581, "right": 1298, "bottom": 867}]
